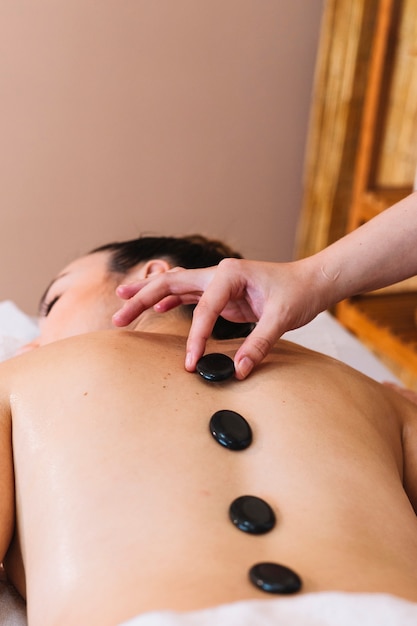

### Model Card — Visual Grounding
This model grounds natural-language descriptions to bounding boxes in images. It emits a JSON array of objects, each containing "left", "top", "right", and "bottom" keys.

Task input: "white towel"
[
  {"left": 120, "top": 592, "right": 417, "bottom": 626},
  {"left": 0, "top": 301, "right": 38, "bottom": 362}
]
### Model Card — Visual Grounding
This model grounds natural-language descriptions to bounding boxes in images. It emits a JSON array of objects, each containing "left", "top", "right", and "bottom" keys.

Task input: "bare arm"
[
  {"left": 114, "top": 192, "right": 417, "bottom": 378},
  {"left": 309, "top": 191, "right": 417, "bottom": 304}
]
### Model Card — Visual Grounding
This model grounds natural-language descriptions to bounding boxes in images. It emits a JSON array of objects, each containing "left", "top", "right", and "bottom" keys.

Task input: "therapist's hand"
[{"left": 113, "top": 257, "right": 326, "bottom": 379}]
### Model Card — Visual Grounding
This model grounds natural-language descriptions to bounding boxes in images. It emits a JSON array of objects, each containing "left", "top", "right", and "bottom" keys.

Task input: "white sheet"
[
  {"left": 0, "top": 302, "right": 403, "bottom": 625},
  {"left": 283, "top": 311, "right": 400, "bottom": 384},
  {"left": 0, "top": 301, "right": 39, "bottom": 362},
  {"left": 120, "top": 593, "right": 417, "bottom": 626}
]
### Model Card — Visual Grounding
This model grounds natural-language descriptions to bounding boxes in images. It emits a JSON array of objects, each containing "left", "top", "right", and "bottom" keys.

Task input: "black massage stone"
[
  {"left": 209, "top": 410, "right": 252, "bottom": 450},
  {"left": 249, "top": 562, "right": 302, "bottom": 594},
  {"left": 229, "top": 495, "right": 276, "bottom": 534},
  {"left": 196, "top": 353, "right": 235, "bottom": 382}
]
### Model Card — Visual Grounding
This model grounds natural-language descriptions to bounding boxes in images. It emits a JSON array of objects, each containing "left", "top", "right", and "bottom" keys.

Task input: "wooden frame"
[
  {"left": 296, "top": 0, "right": 417, "bottom": 257},
  {"left": 297, "top": 0, "right": 417, "bottom": 388}
]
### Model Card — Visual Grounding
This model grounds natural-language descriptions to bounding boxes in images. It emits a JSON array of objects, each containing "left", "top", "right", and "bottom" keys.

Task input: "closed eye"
[{"left": 40, "top": 295, "right": 60, "bottom": 317}]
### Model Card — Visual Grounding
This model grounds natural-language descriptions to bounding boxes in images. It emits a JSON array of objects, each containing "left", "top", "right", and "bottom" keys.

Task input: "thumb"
[{"left": 234, "top": 313, "right": 283, "bottom": 379}]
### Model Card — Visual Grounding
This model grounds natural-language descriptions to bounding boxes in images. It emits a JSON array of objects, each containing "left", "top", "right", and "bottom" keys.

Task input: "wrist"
[{"left": 303, "top": 251, "right": 348, "bottom": 312}]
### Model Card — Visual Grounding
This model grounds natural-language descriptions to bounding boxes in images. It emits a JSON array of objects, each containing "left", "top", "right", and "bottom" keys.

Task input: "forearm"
[{"left": 306, "top": 192, "right": 417, "bottom": 309}]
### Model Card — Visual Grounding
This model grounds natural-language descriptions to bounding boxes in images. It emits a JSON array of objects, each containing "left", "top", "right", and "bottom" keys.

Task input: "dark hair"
[{"left": 91, "top": 234, "right": 254, "bottom": 340}]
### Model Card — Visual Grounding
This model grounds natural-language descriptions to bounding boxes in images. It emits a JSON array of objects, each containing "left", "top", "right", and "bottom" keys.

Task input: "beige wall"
[{"left": 1, "top": 1, "right": 323, "bottom": 314}]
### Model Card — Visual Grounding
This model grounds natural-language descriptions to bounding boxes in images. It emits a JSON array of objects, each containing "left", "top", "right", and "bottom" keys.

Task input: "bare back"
[{"left": 1, "top": 330, "right": 417, "bottom": 626}]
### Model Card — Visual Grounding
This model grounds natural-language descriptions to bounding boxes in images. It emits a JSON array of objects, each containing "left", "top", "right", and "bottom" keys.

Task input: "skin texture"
[
  {"left": 2, "top": 250, "right": 417, "bottom": 625},
  {"left": 2, "top": 333, "right": 417, "bottom": 622},
  {"left": 113, "top": 192, "right": 417, "bottom": 379}
]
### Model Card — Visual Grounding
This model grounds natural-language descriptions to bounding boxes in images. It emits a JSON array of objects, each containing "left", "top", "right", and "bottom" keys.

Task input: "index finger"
[
  {"left": 184, "top": 279, "right": 238, "bottom": 371},
  {"left": 113, "top": 267, "right": 214, "bottom": 327}
]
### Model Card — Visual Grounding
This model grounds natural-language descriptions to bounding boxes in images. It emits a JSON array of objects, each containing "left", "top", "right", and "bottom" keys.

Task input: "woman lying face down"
[
  {"left": 22, "top": 234, "right": 254, "bottom": 350},
  {"left": 1, "top": 240, "right": 417, "bottom": 625}
]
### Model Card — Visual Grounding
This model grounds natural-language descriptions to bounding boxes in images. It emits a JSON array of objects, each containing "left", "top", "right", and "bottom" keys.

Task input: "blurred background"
[{"left": 0, "top": 0, "right": 323, "bottom": 314}]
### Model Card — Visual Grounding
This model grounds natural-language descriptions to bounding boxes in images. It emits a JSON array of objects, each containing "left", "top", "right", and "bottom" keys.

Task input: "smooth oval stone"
[
  {"left": 229, "top": 495, "right": 276, "bottom": 534},
  {"left": 209, "top": 410, "right": 252, "bottom": 450},
  {"left": 249, "top": 562, "right": 302, "bottom": 594},
  {"left": 196, "top": 353, "right": 235, "bottom": 382}
]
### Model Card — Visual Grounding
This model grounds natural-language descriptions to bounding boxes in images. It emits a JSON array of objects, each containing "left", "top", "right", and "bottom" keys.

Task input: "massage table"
[{"left": 1, "top": 300, "right": 416, "bottom": 625}]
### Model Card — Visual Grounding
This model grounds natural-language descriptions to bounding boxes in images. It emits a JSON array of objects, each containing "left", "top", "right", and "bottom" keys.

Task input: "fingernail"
[
  {"left": 185, "top": 352, "right": 194, "bottom": 371},
  {"left": 237, "top": 356, "right": 253, "bottom": 379}
]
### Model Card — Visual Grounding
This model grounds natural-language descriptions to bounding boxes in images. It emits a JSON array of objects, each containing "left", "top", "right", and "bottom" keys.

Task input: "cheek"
[
  {"left": 37, "top": 318, "right": 55, "bottom": 345},
  {"left": 37, "top": 318, "right": 69, "bottom": 345},
  {"left": 93, "top": 294, "right": 123, "bottom": 328},
  {"left": 38, "top": 291, "right": 120, "bottom": 345},
  {"left": 38, "top": 308, "right": 90, "bottom": 345}
]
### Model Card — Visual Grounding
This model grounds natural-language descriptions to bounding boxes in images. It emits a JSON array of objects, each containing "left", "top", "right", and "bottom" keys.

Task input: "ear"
[{"left": 129, "top": 258, "right": 172, "bottom": 281}]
